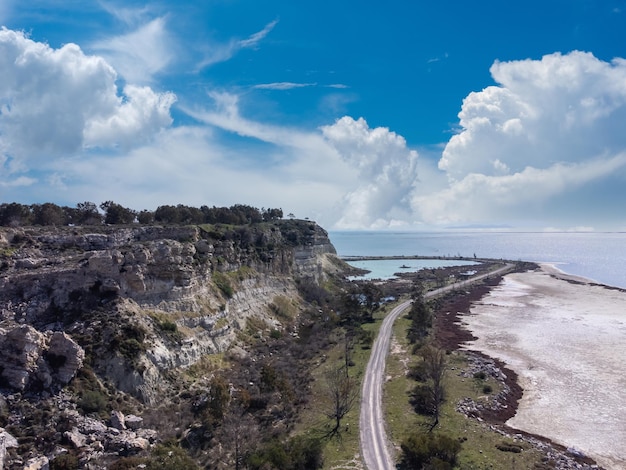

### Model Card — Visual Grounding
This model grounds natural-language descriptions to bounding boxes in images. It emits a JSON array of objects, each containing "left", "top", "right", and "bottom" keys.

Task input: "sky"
[{"left": 1, "top": 1, "right": 626, "bottom": 231}]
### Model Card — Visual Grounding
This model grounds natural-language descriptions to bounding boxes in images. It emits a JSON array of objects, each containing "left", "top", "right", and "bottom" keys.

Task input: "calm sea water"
[{"left": 329, "top": 231, "right": 626, "bottom": 289}]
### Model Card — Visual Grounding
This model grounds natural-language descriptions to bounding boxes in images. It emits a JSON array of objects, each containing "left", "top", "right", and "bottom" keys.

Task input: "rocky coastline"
[{"left": 432, "top": 270, "right": 607, "bottom": 470}]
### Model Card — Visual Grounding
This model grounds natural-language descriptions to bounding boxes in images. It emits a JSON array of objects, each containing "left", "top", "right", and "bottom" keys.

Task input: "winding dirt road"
[{"left": 359, "top": 264, "right": 513, "bottom": 469}]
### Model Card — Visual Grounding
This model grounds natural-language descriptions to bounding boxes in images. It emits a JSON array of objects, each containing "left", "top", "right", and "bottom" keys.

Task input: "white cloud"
[
  {"left": 415, "top": 154, "right": 626, "bottom": 225},
  {"left": 0, "top": 27, "right": 175, "bottom": 168},
  {"left": 321, "top": 117, "right": 419, "bottom": 229},
  {"left": 430, "top": 51, "right": 626, "bottom": 228},
  {"left": 238, "top": 19, "right": 278, "bottom": 49},
  {"left": 183, "top": 99, "right": 422, "bottom": 228},
  {"left": 84, "top": 84, "right": 176, "bottom": 149},
  {"left": 98, "top": 2, "right": 153, "bottom": 26},
  {"left": 253, "top": 82, "right": 316, "bottom": 90},
  {"left": 440, "top": 51, "right": 626, "bottom": 181},
  {"left": 197, "top": 19, "right": 278, "bottom": 69},
  {"left": 91, "top": 17, "right": 174, "bottom": 83}
]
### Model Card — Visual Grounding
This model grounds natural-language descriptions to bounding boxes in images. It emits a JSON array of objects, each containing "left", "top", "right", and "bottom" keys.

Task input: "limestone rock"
[
  {"left": 23, "top": 456, "right": 49, "bottom": 470},
  {"left": 110, "top": 410, "right": 126, "bottom": 430},
  {"left": 0, "top": 428, "right": 18, "bottom": 449},
  {"left": 124, "top": 415, "right": 143, "bottom": 430},
  {"left": 0, "top": 325, "right": 46, "bottom": 390},
  {"left": 64, "top": 428, "right": 87, "bottom": 449},
  {"left": 0, "top": 325, "right": 84, "bottom": 392},
  {"left": 46, "top": 331, "right": 85, "bottom": 384}
]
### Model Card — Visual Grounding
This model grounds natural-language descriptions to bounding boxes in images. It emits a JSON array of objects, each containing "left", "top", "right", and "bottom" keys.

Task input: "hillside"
[{"left": 0, "top": 220, "right": 349, "bottom": 469}]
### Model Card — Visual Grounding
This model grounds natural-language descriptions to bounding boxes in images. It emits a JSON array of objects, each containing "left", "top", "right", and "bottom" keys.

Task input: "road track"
[{"left": 359, "top": 264, "right": 513, "bottom": 469}]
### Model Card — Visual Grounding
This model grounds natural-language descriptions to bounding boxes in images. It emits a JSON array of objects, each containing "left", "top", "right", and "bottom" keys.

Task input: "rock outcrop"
[
  {"left": 0, "top": 220, "right": 345, "bottom": 469},
  {"left": 0, "top": 325, "right": 84, "bottom": 392},
  {"left": 0, "top": 220, "right": 340, "bottom": 401}
]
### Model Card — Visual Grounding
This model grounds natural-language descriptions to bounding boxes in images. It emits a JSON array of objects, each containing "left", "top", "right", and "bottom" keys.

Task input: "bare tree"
[
  {"left": 422, "top": 346, "right": 446, "bottom": 431},
  {"left": 324, "top": 366, "right": 359, "bottom": 435},
  {"left": 211, "top": 408, "right": 259, "bottom": 470}
]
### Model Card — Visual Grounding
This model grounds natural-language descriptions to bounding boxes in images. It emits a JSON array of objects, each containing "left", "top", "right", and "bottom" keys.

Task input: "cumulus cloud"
[
  {"left": 321, "top": 117, "right": 419, "bottom": 229},
  {"left": 0, "top": 27, "right": 175, "bottom": 170},
  {"left": 424, "top": 51, "right": 626, "bottom": 228},
  {"left": 91, "top": 17, "right": 174, "bottom": 83},
  {"left": 184, "top": 96, "right": 421, "bottom": 228}
]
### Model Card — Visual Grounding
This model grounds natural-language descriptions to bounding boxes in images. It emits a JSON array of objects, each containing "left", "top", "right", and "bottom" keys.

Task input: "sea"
[{"left": 329, "top": 231, "right": 626, "bottom": 289}]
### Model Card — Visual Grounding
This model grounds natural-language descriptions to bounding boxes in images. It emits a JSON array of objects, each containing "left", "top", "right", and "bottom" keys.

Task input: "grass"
[
  {"left": 293, "top": 290, "right": 553, "bottom": 469},
  {"left": 383, "top": 314, "right": 552, "bottom": 469},
  {"left": 291, "top": 310, "right": 385, "bottom": 469}
]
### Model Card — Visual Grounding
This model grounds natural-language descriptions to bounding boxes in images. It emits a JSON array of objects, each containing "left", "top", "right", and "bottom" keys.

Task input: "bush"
[
  {"left": 145, "top": 443, "right": 199, "bottom": 470},
  {"left": 407, "top": 361, "right": 429, "bottom": 382},
  {"left": 79, "top": 390, "right": 108, "bottom": 414},
  {"left": 482, "top": 384, "right": 493, "bottom": 394},
  {"left": 410, "top": 384, "right": 435, "bottom": 416},
  {"left": 496, "top": 442, "right": 523, "bottom": 453},
  {"left": 213, "top": 272, "right": 234, "bottom": 298},
  {"left": 118, "top": 338, "right": 145, "bottom": 360},
  {"left": 50, "top": 453, "right": 79, "bottom": 470},
  {"left": 399, "top": 432, "right": 462, "bottom": 470},
  {"left": 248, "top": 435, "right": 323, "bottom": 470}
]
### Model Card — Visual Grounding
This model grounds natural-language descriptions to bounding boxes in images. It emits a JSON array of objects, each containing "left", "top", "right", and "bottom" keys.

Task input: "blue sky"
[{"left": 2, "top": 1, "right": 626, "bottom": 230}]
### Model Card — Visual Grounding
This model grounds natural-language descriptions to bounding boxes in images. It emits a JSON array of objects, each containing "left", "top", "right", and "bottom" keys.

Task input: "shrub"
[
  {"left": 145, "top": 443, "right": 199, "bottom": 470},
  {"left": 399, "top": 432, "right": 462, "bottom": 470},
  {"left": 213, "top": 272, "right": 234, "bottom": 298},
  {"left": 496, "top": 442, "right": 523, "bottom": 453},
  {"left": 473, "top": 371, "right": 486, "bottom": 380},
  {"left": 482, "top": 384, "right": 493, "bottom": 394},
  {"left": 410, "top": 384, "right": 435, "bottom": 416},
  {"left": 50, "top": 453, "right": 79, "bottom": 470},
  {"left": 118, "top": 338, "right": 145, "bottom": 360},
  {"left": 79, "top": 390, "right": 109, "bottom": 414},
  {"left": 407, "top": 361, "right": 429, "bottom": 382},
  {"left": 108, "top": 457, "right": 147, "bottom": 470},
  {"left": 247, "top": 435, "right": 323, "bottom": 470}
]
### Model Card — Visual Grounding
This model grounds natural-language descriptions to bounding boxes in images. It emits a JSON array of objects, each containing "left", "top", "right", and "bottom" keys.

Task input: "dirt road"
[{"left": 359, "top": 264, "right": 513, "bottom": 469}]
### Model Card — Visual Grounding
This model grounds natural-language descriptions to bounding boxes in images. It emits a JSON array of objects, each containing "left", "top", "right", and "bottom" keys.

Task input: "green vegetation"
[
  {"left": 0, "top": 201, "right": 284, "bottom": 227},
  {"left": 212, "top": 271, "right": 234, "bottom": 298},
  {"left": 399, "top": 431, "right": 462, "bottom": 469},
  {"left": 380, "top": 279, "right": 554, "bottom": 469},
  {"left": 50, "top": 453, "right": 80, "bottom": 470}
]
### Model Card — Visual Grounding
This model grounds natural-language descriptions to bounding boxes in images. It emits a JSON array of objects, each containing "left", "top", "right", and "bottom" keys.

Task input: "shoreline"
[{"left": 433, "top": 266, "right": 626, "bottom": 469}]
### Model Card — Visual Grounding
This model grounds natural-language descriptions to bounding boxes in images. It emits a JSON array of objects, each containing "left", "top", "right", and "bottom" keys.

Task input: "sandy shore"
[{"left": 460, "top": 265, "right": 626, "bottom": 470}]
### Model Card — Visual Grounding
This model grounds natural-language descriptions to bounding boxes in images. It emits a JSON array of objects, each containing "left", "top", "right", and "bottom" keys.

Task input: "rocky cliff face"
[{"left": 0, "top": 220, "right": 341, "bottom": 404}]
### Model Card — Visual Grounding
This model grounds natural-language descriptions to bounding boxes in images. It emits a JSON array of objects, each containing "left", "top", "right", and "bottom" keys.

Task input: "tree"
[
  {"left": 324, "top": 366, "right": 358, "bottom": 435},
  {"left": 137, "top": 210, "right": 155, "bottom": 224},
  {"left": 411, "top": 346, "right": 447, "bottom": 431},
  {"left": 31, "top": 202, "right": 66, "bottom": 226},
  {"left": 100, "top": 201, "right": 136, "bottom": 224},
  {"left": 75, "top": 201, "right": 102, "bottom": 225},
  {"left": 262, "top": 207, "right": 283, "bottom": 221},
  {"left": 212, "top": 407, "right": 259, "bottom": 470},
  {"left": 407, "top": 284, "right": 432, "bottom": 344},
  {"left": 0, "top": 202, "right": 32, "bottom": 226}
]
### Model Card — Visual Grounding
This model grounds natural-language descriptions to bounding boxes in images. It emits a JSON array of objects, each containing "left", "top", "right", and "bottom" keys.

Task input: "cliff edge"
[{"left": 0, "top": 220, "right": 341, "bottom": 404}]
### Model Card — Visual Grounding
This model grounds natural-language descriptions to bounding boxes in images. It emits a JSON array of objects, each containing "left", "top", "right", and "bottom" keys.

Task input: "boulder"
[
  {"left": 124, "top": 415, "right": 143, "bottom": 430},
  {"left": 0, "top": 325, "right": 46, "bottom": 390},
  {"left": 0, "top": 325, "right": 84, "bottom": 392},
  {"left": 110, "top": 410, "right": 126, "bottom": 430},
  {"left": 64, "top": 428, "right": 87, "bottom": 449},
  {"left": 23, "top": 456, "right": 49, "bottom": 470}
]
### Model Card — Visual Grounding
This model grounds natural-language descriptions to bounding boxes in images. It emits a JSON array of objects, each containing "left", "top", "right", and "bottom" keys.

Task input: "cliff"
[{"left": 0, "top": 220, "right": 342, "bottom": 404}]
